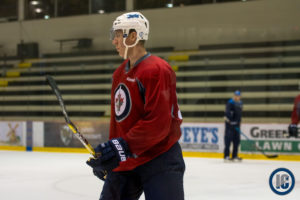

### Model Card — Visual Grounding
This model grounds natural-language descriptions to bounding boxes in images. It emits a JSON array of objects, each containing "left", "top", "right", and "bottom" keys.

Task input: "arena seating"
[
  {"left": 174, "top": 40, "right": 300, "bottom": 122},
  {"left": 0, "top": 41, "right": 299, "bottom": 123}
]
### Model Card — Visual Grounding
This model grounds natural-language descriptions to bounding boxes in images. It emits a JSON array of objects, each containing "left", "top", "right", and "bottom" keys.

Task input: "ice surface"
[{"left": 0, "top": 151, "right": 299, "bottom": 200}]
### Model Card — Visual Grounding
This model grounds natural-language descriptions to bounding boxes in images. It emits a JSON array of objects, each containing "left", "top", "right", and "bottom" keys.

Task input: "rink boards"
[{"left": 0, "top": 121, "right": 299, "bottom": 161}]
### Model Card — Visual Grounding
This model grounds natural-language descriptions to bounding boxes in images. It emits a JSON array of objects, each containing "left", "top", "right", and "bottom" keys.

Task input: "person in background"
[
  {"left": 86, "top": 12, "right": 185, "bottom": 200},
  {"left": 288, "top": 94, "right": 300, "bottom": 137},
  {"left": 224, "top": 90, "right": 243, "bottom": 162}
]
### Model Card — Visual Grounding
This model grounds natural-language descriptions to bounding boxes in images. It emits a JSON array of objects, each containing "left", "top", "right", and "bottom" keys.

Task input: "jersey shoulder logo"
[
  {"left": 114, "top": 83, "right": 131, "bottom": 122},
  {"left": 126, "top": 77, "right": 136, "bottom": 82}
]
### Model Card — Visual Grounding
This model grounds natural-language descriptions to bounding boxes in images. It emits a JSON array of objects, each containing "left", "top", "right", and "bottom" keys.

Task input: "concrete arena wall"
[{"left": 0, "top": 0, "right": 299, "bottom": 55}]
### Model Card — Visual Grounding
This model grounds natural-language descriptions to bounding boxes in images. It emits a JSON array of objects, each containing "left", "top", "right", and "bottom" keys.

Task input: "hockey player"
[
  {"left": 288, "top": 94, "right": 300, "bottom": 137},
  {"left": 224, "top": 90, "right": 243, "bottom": 162},
  {"left": 86, "top": 12, "right": 185, "bottom": 200}
]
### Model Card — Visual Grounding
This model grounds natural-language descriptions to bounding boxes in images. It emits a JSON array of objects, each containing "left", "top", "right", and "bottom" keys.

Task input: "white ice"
[{"left": 0, "top": 151, "right": 299, "bottom": 200}]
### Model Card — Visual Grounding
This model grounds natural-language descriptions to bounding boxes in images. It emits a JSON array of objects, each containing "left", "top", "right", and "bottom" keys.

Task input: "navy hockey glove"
[
  {"left": 288, "top": 124, "right": 298, "bottom": 137},
  {"left": 87, "top": 138, "right": 131, "bottom": 172},
  {"left": 86, "top": 158, "right": 107, "bottom": 181}
]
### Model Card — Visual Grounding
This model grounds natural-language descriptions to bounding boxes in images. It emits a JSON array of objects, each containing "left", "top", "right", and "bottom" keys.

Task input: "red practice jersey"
[
  {"left": 109, "top": 53, "right": 182, "bottom": 171},
  {"left": 291, "top": 94, "right": 300, "bottom": 124}
]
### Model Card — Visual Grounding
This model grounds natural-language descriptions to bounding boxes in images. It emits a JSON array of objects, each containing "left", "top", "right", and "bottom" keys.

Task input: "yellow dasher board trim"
[
  {"left": 0, "top": 80, "right": 8, "bottom": 87},
  {"left": 168, "top": 55, "right": 189, "bottom": 61},
  {"left": 1, "top": 147, "right": 299, "bottom": 161},
  {"left": 18, "top": 62, "right": 32, "bottom": 68},
  {"left": 6, "top": 71, "right": 20, "bottom": 77},
  {"left": 182, "top": 151, "right": 300, "bottom": 161},
  {"left": 32, "top": 147, "right": 89, "bottom": 154},
  {"left": 0, "top": 146, "right": 26, "bottom": 151}
]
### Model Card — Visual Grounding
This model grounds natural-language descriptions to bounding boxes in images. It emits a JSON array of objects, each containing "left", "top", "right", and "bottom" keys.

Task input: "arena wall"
[{"left": 0, "top": 0, "right": 299, "bottom": 55}]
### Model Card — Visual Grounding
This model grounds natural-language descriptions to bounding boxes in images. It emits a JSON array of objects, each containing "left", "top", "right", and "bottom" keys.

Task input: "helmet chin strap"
[{"left": 122, "top": 37, "right": 140, "bottom": 59}]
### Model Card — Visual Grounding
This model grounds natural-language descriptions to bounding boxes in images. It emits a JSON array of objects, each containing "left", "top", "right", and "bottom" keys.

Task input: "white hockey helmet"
[
  {"left": 111, "top": 12, "right": 149, "bottom": 42},
  {"left": 111, "top": 12, "right": 149, "bottom": 59}
]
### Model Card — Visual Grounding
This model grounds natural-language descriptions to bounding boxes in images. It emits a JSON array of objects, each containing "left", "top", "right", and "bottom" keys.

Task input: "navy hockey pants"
[
  {"left": 224, "top": 126, "right": 241, "bottom": 158},
  {"left": 99, "top": 142, "right": 185, "bottom": 200}
]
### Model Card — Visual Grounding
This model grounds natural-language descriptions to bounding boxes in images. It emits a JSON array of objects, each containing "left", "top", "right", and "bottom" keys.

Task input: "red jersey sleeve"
[{"left": 291, "top": 94, "right": 300, "bottom": 124}]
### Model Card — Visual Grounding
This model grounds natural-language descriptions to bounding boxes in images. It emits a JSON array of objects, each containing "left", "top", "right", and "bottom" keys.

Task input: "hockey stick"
[
  {"left": 45, "top": 75, "right": 96, "bottom": 157},
  {"left": 235, "top": 127, "right": 278, "bottom": 159}
]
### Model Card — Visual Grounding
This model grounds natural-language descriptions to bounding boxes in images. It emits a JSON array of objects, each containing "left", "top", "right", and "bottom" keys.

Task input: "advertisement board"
[
  {"left": 39, "top": 121, "right": 300, "bottom": 155},
  {"left": 179, "top": 123, "right": 300, "bottom": 155},
  {"left": 0, "top": 121, "right": 24, "bottom": 146},
  {"left": 44, "top": 121, "right": 109, "bottom": 148},
  {"left": 240, "top": 124, "right": 300, "bottom": 154},
  {"left": 180, "top": 123, "right": 224, "bottom": 152}
]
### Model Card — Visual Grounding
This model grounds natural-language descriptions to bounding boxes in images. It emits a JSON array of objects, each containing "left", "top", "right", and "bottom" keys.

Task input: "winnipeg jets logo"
[
  {"left": 114, "top": 84, "right": 131, "bottom": 122},
  {"left": 115, "top": 93, "right": 124, "bottom": 112}
]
